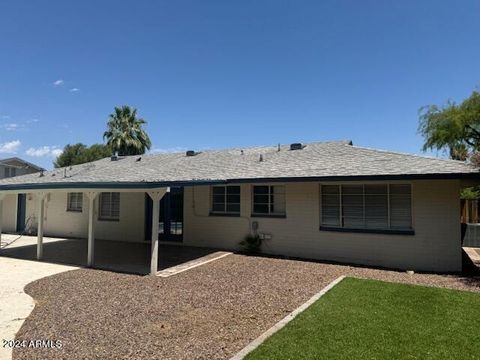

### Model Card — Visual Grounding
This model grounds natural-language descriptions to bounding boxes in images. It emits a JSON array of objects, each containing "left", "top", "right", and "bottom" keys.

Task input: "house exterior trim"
[{"left": 1, "top": 172, "right": 479, "bottom": 192}]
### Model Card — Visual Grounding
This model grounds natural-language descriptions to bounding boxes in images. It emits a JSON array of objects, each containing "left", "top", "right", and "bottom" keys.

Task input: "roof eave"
[{"left": 0, "top": 172, "right": 479, "bottom": 191}]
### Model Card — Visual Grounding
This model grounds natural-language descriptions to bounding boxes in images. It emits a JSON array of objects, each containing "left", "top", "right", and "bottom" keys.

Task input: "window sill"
[
  {"left": 66, "top": 209, "right": 83, "bottom": 213},
  {"left": 319, "top": 226, "right": 414, "bottom": 236},
  {"left": 98, "top": 218, "right": 120, "bottom": 222},
  {"left": 251, "top": 214, "right": 286, "bottom": 219},
  {"left": 209, "top": 212, "right": 240, "bottom": 217}
]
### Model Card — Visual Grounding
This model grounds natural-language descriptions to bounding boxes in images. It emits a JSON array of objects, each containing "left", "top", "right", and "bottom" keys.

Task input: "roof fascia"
[{"left": 1, "top": 172, "right": 479, "bottom": 192}]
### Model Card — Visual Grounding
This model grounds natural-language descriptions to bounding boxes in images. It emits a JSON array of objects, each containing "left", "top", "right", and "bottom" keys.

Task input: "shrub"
[{"left": 240, "top": 234, "right": 262, "bottom": 253}]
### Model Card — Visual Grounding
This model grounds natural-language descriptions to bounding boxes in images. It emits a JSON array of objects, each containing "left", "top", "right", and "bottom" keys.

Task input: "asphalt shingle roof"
[{"left": 0, "top": 141, "right": 478, "bottom": 190}]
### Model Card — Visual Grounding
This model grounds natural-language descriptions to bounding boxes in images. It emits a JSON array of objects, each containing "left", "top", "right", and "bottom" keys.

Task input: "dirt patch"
[{"left": 13, "top": 254, "right": 480, "bottom": 360}]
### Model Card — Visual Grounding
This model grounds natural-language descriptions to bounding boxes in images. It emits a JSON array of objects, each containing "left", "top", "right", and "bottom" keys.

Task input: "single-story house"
[{"left": 0, "top": 140, "right": 478, "bottom": 274}]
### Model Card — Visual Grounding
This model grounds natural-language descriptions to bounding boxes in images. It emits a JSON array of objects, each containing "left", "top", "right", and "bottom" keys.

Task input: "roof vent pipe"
[
  {"left": 111, "top": 152, "right": 118, "bottom": 161},
  {"left": 186, "top": 150, "right": 196, "bottom": 157},
  {"left": 290, "top": 143, "right": 304, "bottom": 151}
]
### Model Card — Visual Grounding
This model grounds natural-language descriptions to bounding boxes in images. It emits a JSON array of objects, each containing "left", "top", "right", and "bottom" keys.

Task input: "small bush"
[{"left": 240, "top": 234, "right": 262, "bottom": 253}]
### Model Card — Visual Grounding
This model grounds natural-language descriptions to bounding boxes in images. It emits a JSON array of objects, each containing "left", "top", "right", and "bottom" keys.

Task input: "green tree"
[
  {"left": 103, "top": 105, "right": 151, "bottom": 156},
  {"left": 419, "top": 90, "right": 480, "bottom": 199},
  {"left": 54, "top": 143, "right": 112, "bottom": 168},
  {"left": 83, "top": 144, "right": 113, "bottom": 162},
  {"left": 418, "top": 90, "right": 480, "bottom": 161}
]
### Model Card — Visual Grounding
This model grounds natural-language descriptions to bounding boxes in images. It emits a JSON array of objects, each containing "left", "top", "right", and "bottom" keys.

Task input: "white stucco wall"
[
  {"left": 1, "top": 194, "right": 18, "bottom": 232},
  {"left": 183, "top": 180, "right": 462, "bottom": 272},
  {"left": 1, "top": 179, "right": 462, "bottom": 272},
  {"left": 23, "top": 192, "right": 146, "bottom": 242}
]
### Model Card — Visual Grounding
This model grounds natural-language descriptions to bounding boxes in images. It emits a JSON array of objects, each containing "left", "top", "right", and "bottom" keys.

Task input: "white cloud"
[
  {"left": 1, "top": 123, "right": 20, "bottom": 131},
  {"left": 1, "top": 115, "right": 10, "bottom": 120},
  {"left": 69, "top": 88, "right": 79, "bottom": 92},
  {"left": 53, "top": 79, "right": 64, "bottom": 86},
  {"left": 26, "top": 146, "right": 62, "bottom": 157},
  {"left": 0, "top": 140, "right": 21, "bottom": 154},
  {"left": 51, "top": 148, "right": 63, "bottom": 156},
  {"left": 26, "top": 118, "right": 40, "bottom": 124}
]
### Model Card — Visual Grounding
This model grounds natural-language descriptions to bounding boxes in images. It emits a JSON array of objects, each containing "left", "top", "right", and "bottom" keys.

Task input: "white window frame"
[
  {"left": 320, "top": 183, "right": 413, "bottom": 232},
  {"left": 67, "top": 192, "right": 83, "bottom": 212},
  {"left": 98, "top": 192, "right": 120, "bottom": 221},
  {"left": 210, "top": 185, "right": 241, "bottom": 215},
  {"left": 251, "top": 184, "right": 286, "bottom": 217}
]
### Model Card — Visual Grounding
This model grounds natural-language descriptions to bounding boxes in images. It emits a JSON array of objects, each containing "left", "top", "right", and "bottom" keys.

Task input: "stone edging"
[
  {"left": 157, "top": 251, "right": 232, "bottom": 277},
  {"left": 230, "top": 275, "right": 346, "bottom": 360}
]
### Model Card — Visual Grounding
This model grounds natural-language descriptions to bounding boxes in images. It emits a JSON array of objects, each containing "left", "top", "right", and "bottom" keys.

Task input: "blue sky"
[{"left": 0, "top": 0, "right": 479, "bottom": 169}]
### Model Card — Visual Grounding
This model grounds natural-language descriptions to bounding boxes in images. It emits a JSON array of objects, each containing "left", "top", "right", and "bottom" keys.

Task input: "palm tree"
[{"left": 103, "top": 106, "right": 152, "bottom": 156}]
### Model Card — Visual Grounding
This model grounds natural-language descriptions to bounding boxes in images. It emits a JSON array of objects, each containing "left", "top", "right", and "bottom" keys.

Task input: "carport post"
[
  {"left": 37, "top": 192, "right": 47, "bottom": 260},
  {"left": 147, "top": 188, "right": 169, "bottom": 275},
  {"left": 85, "top": 192, "right": 99, "bottom": 267},
  {"left": 0, "top": 193, "right": 4, "bottom": 244}
]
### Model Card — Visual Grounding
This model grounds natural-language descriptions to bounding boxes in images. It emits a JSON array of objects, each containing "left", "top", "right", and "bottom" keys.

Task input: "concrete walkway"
[{"left": 0, "top": 256, "right": 77, "bottom": 360}]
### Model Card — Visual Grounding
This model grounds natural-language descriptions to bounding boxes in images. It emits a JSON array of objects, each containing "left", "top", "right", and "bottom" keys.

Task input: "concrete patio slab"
[
  {"left": 0, "top": 234, "right": 224, "bottom": 275},
  {"left": 0, "top": 256, "right": 77, "bottom": 360}
]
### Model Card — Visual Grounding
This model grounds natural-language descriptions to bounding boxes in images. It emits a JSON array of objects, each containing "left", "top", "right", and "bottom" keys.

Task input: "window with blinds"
[
  {"left": 321, "top": 184, "right": 412, "bottom": 231},
  {"left": 67, "top": 192, "right": 83, "bottom": 212},
  {"left": 99, "top": 192, "right": 120, "bottom": 220}
]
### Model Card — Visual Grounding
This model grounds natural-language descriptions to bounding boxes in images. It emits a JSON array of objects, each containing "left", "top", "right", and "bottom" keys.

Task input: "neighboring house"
[
  {"left": 0, "top": 158, "right": 43, "bottom": 234},
  {"left": 0, "top": 140, "right": 478, "bottom": 274},
  {"left": 0, "top": 157, "right": 43, "bottom": 179}
]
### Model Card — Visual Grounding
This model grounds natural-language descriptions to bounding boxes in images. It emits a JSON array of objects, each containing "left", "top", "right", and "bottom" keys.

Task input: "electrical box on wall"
[{"left": 258, "top": 233, "right": 272, "bottom": 240}]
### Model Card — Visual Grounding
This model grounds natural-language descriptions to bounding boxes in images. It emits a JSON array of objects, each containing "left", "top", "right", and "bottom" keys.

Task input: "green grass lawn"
[{"left": 246, "top": 278, "right": 480, "bottom": 360}]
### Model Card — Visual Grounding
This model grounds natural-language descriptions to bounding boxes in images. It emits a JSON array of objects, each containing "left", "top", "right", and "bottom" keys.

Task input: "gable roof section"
[
  {"left": 0, "top": 141, "right": 478, "bottom": 190},
  {"left": 0, "top": 157, "right": 44, "bottom": 171}
]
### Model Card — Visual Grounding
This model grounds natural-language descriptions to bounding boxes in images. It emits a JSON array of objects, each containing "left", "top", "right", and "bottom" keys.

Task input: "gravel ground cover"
[{"left": 13, "top": 254, "right": 480, "bottom": 360}]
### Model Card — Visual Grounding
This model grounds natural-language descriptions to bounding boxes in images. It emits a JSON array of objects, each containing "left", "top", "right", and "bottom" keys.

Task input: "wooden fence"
[{"left": 461, "top": 199, "right": 479, "bottom": 224}]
